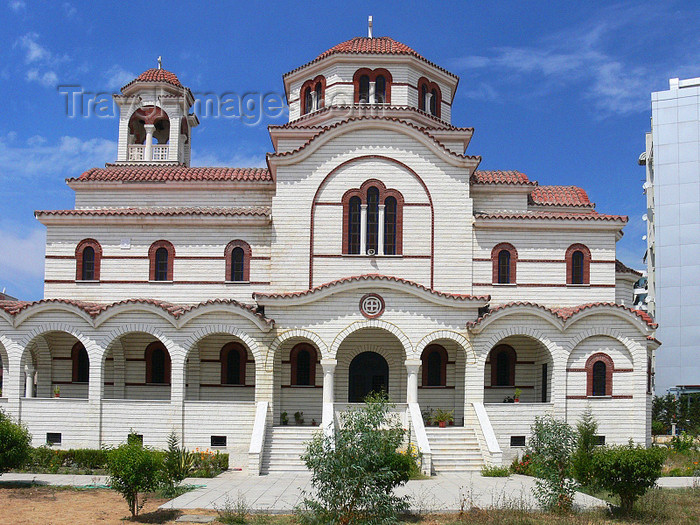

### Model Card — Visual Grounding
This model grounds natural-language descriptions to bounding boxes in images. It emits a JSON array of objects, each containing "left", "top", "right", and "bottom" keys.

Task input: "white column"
[
  {"left": 144, "top": 124, "right": 155, "bottom": 161},
  {"left": 310, "top": 90, "right": 318, "bottom": 111},
  {"left": 24, "top": 365, "right": 35, "bottom": 398},
  {"left": 378, "top": 204, "right": 385, "bottom": 256},
  {"left": 170, "top": 352, "right": 186, "bottom": 442},
  {"left": 321, "top": 359, "right": 337, "bottom": 404},
  {"left": 424, "top": 92, "right": 433, "bottom": 113},
  {"left": 87, "top": 344, "right": 105, "bottom": 448},
  {"left": 369, "top": 81, "right": 376, "bottom": 104},
  {"left": 405, "top": 359, "right": 421, "bottom": 404},
  {"left": 360, "top": 204, "right": 368, "bottom": 255}
]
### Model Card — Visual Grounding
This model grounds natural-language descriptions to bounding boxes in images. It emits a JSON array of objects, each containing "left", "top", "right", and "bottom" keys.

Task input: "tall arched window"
[
  {"left": 303, "top": 86, "right": 312, "bottom": 115},
  {"left": 145, "top": 342, "right": 171, "bottom": 384},
  {"left": 300, "top": 76, "right": 326, "bottom": 115},
  {"left": 418, "top": 78, "right": 442, "bottom": 117},
  {"left": 491, "top": 243, "right": 517, "bottom": 284},
  {"left": 420, "top": 84, "right": 428, "bottom": 111},
  {"left": 376, "top": 75, "right": 386, "bottom": 103},
  {"left": 347, "top": 196, "right": 361, "bottom": 255},
  {"left": 586, "top": 353, "right": 613, "bottom": 397},
  {"left": 566, "top": 244, "right": 591, "bottom": 285},
  {"left": 220, "top": 342, "right": 247, "bottom": 385},
  {"left": 430, "top": 88, "right": 438, "bottom": 115},
  {"left": 75, "top": 238, "right": 102, "bottom": 281},
  {"left": 490, "top": 344, "right": 516, "bottom": 387},
  {"left": 315, "top": 82, "right": 323, "bottom": 109},
  {"left": 149, "top": 240, "right": 175, "bottom": 282},
  {"left": 421, "top": 344, "right": 448, "bottom": 387},
  {"left": 359, "top": 75, "right": 370, "bottom": 103},
  {"left": 353, "top": 69, "right": 392, "bottom": 104},
  {"left": 498, "top": 250, "right": 511, "bottom": 283},
  {"left": 71, "top": 342, "right": 89, "bottom": 383},
  {"left": 342, "top": 181, "right": 404, "bottom": 256},
  {"left": 290, "top": 343, "right": 317, "bottom": 386},
  {"left": 225, "top": 240, "right": 251, "bottom": 282},
  {"left": 366, "top": 186, "right": 379, "bottom": 253}
]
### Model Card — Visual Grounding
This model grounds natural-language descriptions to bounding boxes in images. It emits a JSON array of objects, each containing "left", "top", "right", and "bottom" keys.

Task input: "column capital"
[
  {"left": 320, "top": 358, "right": 337, "bottom": 368},
  {"left": 143, "top": 123, "right": 156, "bottom": 133},
  {"left": 405, "top": 359, "right": 422, "bottom": 370}
]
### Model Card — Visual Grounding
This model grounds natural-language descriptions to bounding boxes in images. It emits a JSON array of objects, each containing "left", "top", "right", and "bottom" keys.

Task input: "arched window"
[
  {"left": 303, "top": 86, "right": 312, "bottom": 115},
  {"left": 342, "top": 181, "right": 404, "bottom": 256},
  {"left": 421, "top": 344, "right": 448, "bottom": 387},
  {"left": 75, "top": 239, "right": 102, "bottom": 281},
  {"left": 491, "top": 243, "right": 517, "bottom": 284},
  {"left": 149, "top": 240, "right": 175, "bottom": 282},
  {"left": 353, "top": 69, "right": 392, "bottom": 104},
  {"left": 359, "top": 75, "right": 370, "bottom": 103},
  {"left": 290, "top": 343, "right": 317, "bottom": 386},
  {"left": 366, "top": 186, "right": 379, "bottom": 253},
  {"left": 586, "top": 353, "right": 613, "bottom": 397},
  {"left": 300, "top": 75, "right": 326, "bottom": 115},
  {"left": 376, "top": 75, "right": 386, "bottom": 103},
  {"left": 384, "top": 196, "right": 397, "bottom": 255},
  {"left": 220, "top": 342, "right": 247, "bottom": 385},
  {"left": 315, "top": 81, "right": 323, "bottom": 109},
  {"left": 71, "top": 342, "right": 89, "bottom": 383},
  {"left": 145, "top": 342, "right": 171, "bottom": 384},
  {"left": 224, "top": 240, "right": 251, "bottom": 282},
  {"left": 566, "top": 244, "right": 591, "bottom": 285},
  {"left": 490, "top": 344, "right": 516, "bottom": 387},
  {"left": 417, "top": 78, "right": 442, "bottom": 117},
  {"left": 347, "top": 196, "right": 361, "bottom": 255}
]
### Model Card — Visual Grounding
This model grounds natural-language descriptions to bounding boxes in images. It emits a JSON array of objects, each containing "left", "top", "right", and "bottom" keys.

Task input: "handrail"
[
  {"left": 407, "top": 402, "right": 432, "bottom": 475},
  {"left": 472, "top": 402, "right": 502, "bottom": 464},
  {"left": 248, "top": 401, "right": 268, "bottom": 475}
]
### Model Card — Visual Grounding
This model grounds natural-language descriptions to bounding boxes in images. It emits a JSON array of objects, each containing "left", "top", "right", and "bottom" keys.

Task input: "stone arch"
[
  {"left": 336, "top": 344, "right": 405, "bottom": 404},
  {"left": 330, "top": 319, "right": 411, "bottom": 358},
  {"left": 415, "top": 330, "right": 475, "bottom": 363},
  {"left": 183, "top": 325, "right": 263, "bottom": 362},
  {"left": 0, "top": 338, "right": 9, "bottom": 396},
  {"left": 565, "top": 328, "right": 641, "bottom": 367},
  {"left": 475, "top": 326, "right": 561, "bottom": 367},
  {"left": 101, "top": 323, "right": 180, "bottom": 359},
  {"left": 267, "top": 329, "right": 328, "bottom": 368},
  {"left": 17, "top": 323, "right": 98, "bottom": 357}
]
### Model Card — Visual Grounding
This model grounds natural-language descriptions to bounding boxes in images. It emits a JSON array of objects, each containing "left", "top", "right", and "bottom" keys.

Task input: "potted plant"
[
  {"left": 422, "top": 407, "right": 434, "bottom": 427},
  {"left": 53, "top": 385, "right": 60, "bottom": 398},
  {"left": 281, "top": 411, "right": 288, "bottom": 425},
  {"left": 311, "top": 418, "right": 318, "bottom": 426},
  {"left": 514, "top": 388, "right": 522, "bottom": 403},
  {"left": 434, "top": 408, "right": 454, "bottom": 428},
  {"left": 294, "top": 411, "right": 304, "bottom": 426}
]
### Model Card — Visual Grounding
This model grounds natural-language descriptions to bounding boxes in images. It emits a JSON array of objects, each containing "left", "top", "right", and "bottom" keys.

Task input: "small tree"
[
  {"left": 107, "top": 440, "right": 163, "bottom": 517},
  {"left": 572, "top": 406, "right": 598, "bottom": 488},
  {"left": 163, "top": 430, "right": 193, "bottom": 495},
  {"left": 528, "top": 415, "right": 578, "bottom": 512},
  {"left": 298, "top": 392, "right": 412, "bottom": 524},
  {"left": 591, "top": 444, "right": 665, "bottom": 515},
  {"left": 0, "top": 409, "right": 32, "bottom": 474}
]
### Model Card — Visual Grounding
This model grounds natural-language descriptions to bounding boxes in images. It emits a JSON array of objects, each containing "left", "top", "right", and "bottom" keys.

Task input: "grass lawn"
[{"left": 0, "top": 483, "right": 697, "bottom": 524}]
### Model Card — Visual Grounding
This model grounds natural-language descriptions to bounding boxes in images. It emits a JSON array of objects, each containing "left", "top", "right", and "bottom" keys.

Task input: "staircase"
[
  {"left": 261, "top": 426, "right": 318, "bottom": 473},
  {"left": 425, "top": 426, "right": 484, "bottom": 473}
]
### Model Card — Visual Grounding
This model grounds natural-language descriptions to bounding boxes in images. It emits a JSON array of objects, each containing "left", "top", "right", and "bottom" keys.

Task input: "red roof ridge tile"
[
  {"left": 121, "top": 68, "right": 183, "bottom": 91},
  {"left": 529, "top": 185, "right": 594, "bottom": 207},
  {"left": 68, "top": 166, "right": 272, "bottom": 183},
  {"left": 615, "top": 259, "right": 643, "bottom": 276},
  {"left": 253, "top": 274, "right": 490, "bottom": 302},
  {"left": 471, "top": 170, "right": 535, "bottom": 185}
]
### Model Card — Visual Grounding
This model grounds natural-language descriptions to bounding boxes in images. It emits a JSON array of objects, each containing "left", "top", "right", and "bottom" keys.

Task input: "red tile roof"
[
  {"left": 615, "top": 260, "right": 643, "bottom": 276},
  {"left": 529, "top": 186, "right": 594, "bottom": 207},
  {"left": 68, "top": 165, "right": 272, "bottom": 183},
  {"left": 121, "top": 68, "right": 183, "bottom": 90},
  {"left": 467, "top": 301, "right": 657, "bottom": 329},
  {"left": 35, "top": 207, "right": 271, "bottom": 218},
  {"left": 474, "top": 211, "right": 627, "bottom": 222},
  {"left": 471, "top": 170, "right": 535, "bottom": 185},
  {"left": 253, "top": 274, "right": 490, "bottom": 302},
  {"left": 0, "top": 298, "right": 272, "bottom": 324},
  {"left": 285, "top": 36, "right": 458, "bottom": 79}
]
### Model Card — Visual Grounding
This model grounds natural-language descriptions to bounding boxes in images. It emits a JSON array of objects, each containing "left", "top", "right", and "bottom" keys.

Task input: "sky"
[{"left": 0, "top": 0, "right": 698, "bottom": 300}]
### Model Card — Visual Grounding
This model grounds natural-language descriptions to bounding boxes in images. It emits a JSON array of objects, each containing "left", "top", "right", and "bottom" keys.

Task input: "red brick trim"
[
  {"left": 71, "top": 342, "right": 88, "bottom": 383},
  {"left": 148, "top": 240, "right": 175, "bottom": 281},
  {"left": 566, "top": 243, "right": 591, "bottom": 285},
  {"left": 75, "top": 238, "right": 102, "bottom": 281},
  {"left": 353, "top": 68, "right": 393, "bottom": 103},
  {"left": 417, "top": 77, "right": 442, "bottom": 118},
  {"left": 567, "top": 395, "right": 633, "bottom": 400},
  {"left": 311, "top": 155, "right": 434, "bottom": 289},
  {"left": 145, "top": 341, "right": 171, "bottom": 384},
  {"left": 220, "top": 342, "right": 247, "bottom": 385},
  {"left": 300, "top": 75, "right": 326, "bottom": 115},
  {"left": 491, "top": 243, "right": 518, "bottom": 284},
  {"left": 489, "top": 344, "right": 517, "bottom": 386},
  {"left": 224, "top": 240, "right": 251, "bottom": 282},
  {"left": 421, "top": 344, "right": 448, "bottom": 386},
  {"left": 290, "top": 343, "right": 317, "bottom": 386},
  {"left": 586, "top": 353, "right": 613, "bottom": 396}
]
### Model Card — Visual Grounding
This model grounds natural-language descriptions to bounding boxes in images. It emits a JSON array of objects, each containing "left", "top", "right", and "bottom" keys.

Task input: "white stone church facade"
[{"left": 0, "top": 35, "right": 657, "bottom": 474}]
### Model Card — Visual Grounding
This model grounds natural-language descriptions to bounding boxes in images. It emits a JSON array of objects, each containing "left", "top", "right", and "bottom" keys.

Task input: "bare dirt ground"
[{"left": 0, "top": 485, "right": 216, "bottom": 525}]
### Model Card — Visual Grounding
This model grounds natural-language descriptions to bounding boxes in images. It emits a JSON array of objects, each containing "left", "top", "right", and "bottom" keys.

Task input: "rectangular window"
[
  {"left": 510, "top": 436, "right": 526, "bottom": 447},
  {"left": 211, "top": 435, "right": 227, "bottom": 448},
  {"left": 46, "top": 432, "right": 62, "bottom": 445},
  {"left": 595, "top": 435, "right": 606, "bottom": 446}
]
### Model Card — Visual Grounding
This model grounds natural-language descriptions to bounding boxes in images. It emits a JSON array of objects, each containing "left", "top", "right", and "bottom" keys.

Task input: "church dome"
[
  {"left": 121, "top": 68, "right": 183, "bottom": 91},
  {"left": 316, "top": 36, "right": 421, "bottom": 60}
]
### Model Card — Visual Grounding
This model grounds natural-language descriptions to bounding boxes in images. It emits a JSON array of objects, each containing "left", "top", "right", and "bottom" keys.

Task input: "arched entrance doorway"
[{"left": 348, "top": 351, "right": 389, "bottom": 402}]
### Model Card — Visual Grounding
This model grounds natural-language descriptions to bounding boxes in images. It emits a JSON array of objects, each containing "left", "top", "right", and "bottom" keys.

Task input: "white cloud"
[
  {"left": 62, "top": 2, "right": 77, "bottom": 18},
  {"left": 16, "top": 32, "right": 51, "bottom": 63},
  {"left": 8, "top": 1, "right": 26, "bottom": 12},
  {"left": 26, "top": 135, "right": 46, "bottom": 146},
  {"left": 26, "top": 68, "right": 59, "bottom": 87},
  {"left": 104, "top": 65, "right": 136, "bottom": 91},
  {"left": 15, "top": 32, "right": 70, "bottom": 88},
  {"left": 0, "top": 227, "right": 45, "bottom": 281},
  {"left": 0, "top": 134, "right": 116, "bottom": 180}
]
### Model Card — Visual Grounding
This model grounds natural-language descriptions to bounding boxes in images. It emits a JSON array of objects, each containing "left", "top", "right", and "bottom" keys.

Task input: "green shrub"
[
  {"left": 162, "top": 431, "right": 194, "bottom": 496},
  {"left": 481, "top": 464, "right": 510, "bottom": 477},
  {"left": 215, "top": 493, "right": 250, "bottom": 524},
  {"left": 528, "top": 415, "right": 578, "bottom": 512},
  {"left": 510, "top": 453, "right": 534, "bottom": 475},
  {"left": 297, "top": 392, "right": 411, "bottom": 525},
  {"left": 572, "top": 406, "right": 598, "bottom": 488},
  {"left": 651, "top": 420, "right": 665, "bottom": 436},
  {"left": 670, "top": 431, "right": 697, "bottom": 453},
  {"left": 107, "top": 441, "right": 163, "bottom": 517},
  {"left": 190, "top": 449, "right": 228, "bottom": 477},
  {"left": 591, "top": 444, "right": 665, "bottom": 515},
  {"left": 0, "top": 409, "right": 32, "bottom": 474}
]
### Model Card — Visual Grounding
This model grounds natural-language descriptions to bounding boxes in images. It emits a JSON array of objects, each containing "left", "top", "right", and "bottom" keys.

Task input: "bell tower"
[{"left": 113, "top": 59, "right": 199, "bottom": 166}]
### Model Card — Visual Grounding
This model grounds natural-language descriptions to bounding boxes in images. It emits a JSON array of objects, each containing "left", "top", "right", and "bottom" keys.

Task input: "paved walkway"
[{"left": 1, "top": 472, "right": 696, "bottom": 514}]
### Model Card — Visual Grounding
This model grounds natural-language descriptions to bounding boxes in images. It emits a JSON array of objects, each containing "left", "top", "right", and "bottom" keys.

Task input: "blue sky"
[{"left": 0, "top": 0, "right": 698, "bottom": 300}]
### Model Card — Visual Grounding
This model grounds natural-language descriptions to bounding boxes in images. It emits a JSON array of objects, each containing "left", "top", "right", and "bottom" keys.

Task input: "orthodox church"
[{"left": 0, "top": 29, "right": 656, "bottom": 475}]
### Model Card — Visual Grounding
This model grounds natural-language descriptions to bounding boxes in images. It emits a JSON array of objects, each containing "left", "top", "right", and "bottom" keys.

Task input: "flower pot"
[
  {"left": 514, "top": 399, "right": 520, "bottom": 403},
  {"left": 439, "top": 421, "right": 447, "bottom": 428}
]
